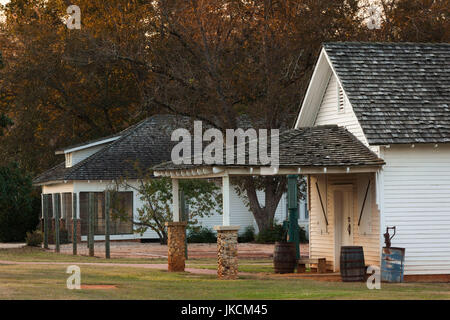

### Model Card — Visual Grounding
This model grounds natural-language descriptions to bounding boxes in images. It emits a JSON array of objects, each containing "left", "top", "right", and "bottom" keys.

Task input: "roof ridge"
[
  {"left": 63, "top": 114, "right": 189, "bottom": 180},
  {"left": 64, "top": 116, "right": 158, "bottom": 179},
  {"left": 324, "top": 41, "right": 450, "bottom": 46}
]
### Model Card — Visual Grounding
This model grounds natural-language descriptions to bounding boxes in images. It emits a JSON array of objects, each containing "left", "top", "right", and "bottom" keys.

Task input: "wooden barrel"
[
  {"left": 273, "top": 242, "right": 296, "bottom": 274},
  {"left": 340, "top": 246, "right": 366, "bottom": 282}
]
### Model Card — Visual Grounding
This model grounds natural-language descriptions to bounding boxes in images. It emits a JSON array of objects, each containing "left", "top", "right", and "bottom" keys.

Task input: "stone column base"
[
  {"left": 214, "top": 226, "right": 240, "bottom": 280},
  {"left": 165, "top": 222, "right": 187, "bottom": 272}
]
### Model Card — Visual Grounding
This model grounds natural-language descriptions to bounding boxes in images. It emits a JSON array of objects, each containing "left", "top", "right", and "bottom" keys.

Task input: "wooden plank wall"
[{"left": 309, "top": 173, "right": 381, "bottom": 271}]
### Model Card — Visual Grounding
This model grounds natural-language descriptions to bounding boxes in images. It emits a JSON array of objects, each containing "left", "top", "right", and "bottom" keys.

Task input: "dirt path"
[{"left": 51, "top": 242, "right": 309, "bottom": 259}]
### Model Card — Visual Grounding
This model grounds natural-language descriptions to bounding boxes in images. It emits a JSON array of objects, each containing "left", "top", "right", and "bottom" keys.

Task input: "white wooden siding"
[
  {"left": 197, "top": 187, "right": 289, "bottom": 234},
  {"left": 314, "top": 74, "right": 368, "bottom": 146},
  {"left": 69, "top": 145, "right": 106, "bottom": 167},
  {"left": 382, "top": 144, "right": 450, "bottom": 275},
  {"left": 46, "top": 180, "right": 292, "bottom": 240},
  {"left": 309, "top": 174, "right": 380, "bottom": 271}
]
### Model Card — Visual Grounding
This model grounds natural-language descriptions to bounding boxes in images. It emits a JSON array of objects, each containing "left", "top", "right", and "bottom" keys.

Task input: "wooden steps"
[{"left": 297, "top": 258, "right": 327, "bottom": 273}]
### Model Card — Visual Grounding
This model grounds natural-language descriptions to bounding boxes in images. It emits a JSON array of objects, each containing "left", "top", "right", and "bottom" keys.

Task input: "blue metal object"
[
  {"left": 287, "top": 175, "right": 300, "bottom": 259},
  {"left": 381, "top": 247, "right": 405, "bottom": 283}
]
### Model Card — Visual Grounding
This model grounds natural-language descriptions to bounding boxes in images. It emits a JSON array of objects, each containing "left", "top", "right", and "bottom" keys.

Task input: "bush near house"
[
  {"left": 255, "top": 223, "right": 308, "bottom": 244},
  {"left": 25, "top": 230, "right": 43, "bottom": 247},
  {"left": 0, "top": 163, "right": 40, "bottom": 242},
  {"left": 59, "top": 228, "right": 70, "bottom": 244},
  {"left": 187, "top": 226, "right": 217, "bottom": 243},
  {"left": 238, "top": 226, "right": 256, "bottom": 243}
]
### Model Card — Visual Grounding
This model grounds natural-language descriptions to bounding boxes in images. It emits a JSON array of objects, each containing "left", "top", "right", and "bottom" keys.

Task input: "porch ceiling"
[{"left": 153, "top": 125, "right": 385, "bottom": 178}]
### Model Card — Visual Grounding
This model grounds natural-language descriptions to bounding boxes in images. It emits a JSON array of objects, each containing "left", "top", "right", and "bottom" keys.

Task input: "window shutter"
[
  {"left": 314, "top": 176, "right": 328, "bottom": 234},
  {"left": 357, "top": 175, "right": 372, "bottom": 235}
]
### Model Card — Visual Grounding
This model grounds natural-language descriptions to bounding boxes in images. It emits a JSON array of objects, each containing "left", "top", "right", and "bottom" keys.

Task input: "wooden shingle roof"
[
  {"left": 324, "top": 42, "right": 450, "bottom": 145},
  {"left": 153, "top": 125, "right": 385, "bottom": 171},
  {"left": 33, "top": 115, "right": 191, "bottom": 185}
]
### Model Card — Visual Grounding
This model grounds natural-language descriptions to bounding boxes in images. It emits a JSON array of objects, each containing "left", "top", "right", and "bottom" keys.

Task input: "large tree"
[
  {"left": 106, "top": 0, "right": 369, "bottom": 232},
  {"left": 0, "top": 0, "right": 448, "bottom": 231},
  {"left": 0, "top": 0, "right": 147, "bottom": 173},
  {"left": 0, "top": 51, "right": 13, "bottom": 136}
]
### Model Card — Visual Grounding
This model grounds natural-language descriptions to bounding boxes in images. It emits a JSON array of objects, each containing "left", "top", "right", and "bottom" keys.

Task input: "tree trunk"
[
  {"left": 243, "top": 176, "right": 286, "bottom": 232},
  {"left": 160, "top": 232, "right": 168, "bottom": 245}
]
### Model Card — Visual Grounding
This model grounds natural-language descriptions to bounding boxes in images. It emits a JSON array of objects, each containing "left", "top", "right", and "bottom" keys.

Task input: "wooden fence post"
[
  {"left": 105, "top": 191, "right": 110, "bottom": 259},
  {"left": 54, "top": 194, "right": 60, "bottom": 253},
  {"left": 287, "top": 175, "right": 300, "bottom": 259},
  {"left": 72, "top": 193, "right": 77, "bottom": 255},
  {"left": 88, "top": 192, "right": 95, "bottom": 257},
  {"left": 43, "top": 194, "right": 49, "bottom": 249}
]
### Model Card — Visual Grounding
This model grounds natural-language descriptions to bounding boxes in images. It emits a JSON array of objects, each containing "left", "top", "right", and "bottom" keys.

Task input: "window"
[
  {"left": 42, "top": 194, "right": 54, "bottom": 223},
  {"left": 61, "top": 193, "right": 73, "bottom": 220},
  {"left": 65, "top": 153, "right": 72, "bottom": 168},
  {"left": 79, "top": 192, "right": 133, "bottom": 236},
  {"left": 337, "top": 83, "right": 345, "bottom": 113}
]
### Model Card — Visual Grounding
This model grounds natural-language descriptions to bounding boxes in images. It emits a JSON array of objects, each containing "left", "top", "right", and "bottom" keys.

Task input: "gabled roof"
[
  {"left": 33, "top": 115, "right": 191, "bottom": 185},
  {"left": 299, "top": 42, "right": 450, "bottom": 145},
  {"left": 153, "top": 125, "right": 385, "bottom": 172},
  {"left": 54, "top": 119, "right": 147, "bottom": 154}
]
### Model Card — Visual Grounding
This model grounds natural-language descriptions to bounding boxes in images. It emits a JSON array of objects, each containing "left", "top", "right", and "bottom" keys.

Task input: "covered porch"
[{"left": 153, "top": 125, "right": 385, "bottom": 278}]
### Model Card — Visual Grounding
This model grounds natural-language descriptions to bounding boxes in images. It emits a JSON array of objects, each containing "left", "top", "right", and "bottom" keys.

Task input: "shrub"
[
  {"left": 299, "top": 226, "right": 309, "bottom": 243},
  {"left": 238, "top": 226, "right": 255, "bottom": 243},
  {"left": 255, "top": 224, "right": 285, "bottom": 243},
  {"left": 255, "top": 224, "right": 309, "bottom": 244},
  {"left": 0, "top": 163, "right": 40, "bottom": 242},
  {"left": 187, "top": 226, "right": 216, "bottom": 243},
  {"left": 25, "top": 230, "right": 43, "bottom": 247},
  {"left": 59, "top": 228, "right": 70, "bottom": 244}
]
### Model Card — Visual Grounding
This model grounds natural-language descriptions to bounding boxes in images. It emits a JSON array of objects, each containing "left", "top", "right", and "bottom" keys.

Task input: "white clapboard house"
[
  {"left": 33, "top": 115, "right": 308, "bottom": 242},
  {"left": 153, "top": 42, "right": 449, "bottom": 277},
  {"left": 295, "top": 42, "right": 450, "bottom": 275}
]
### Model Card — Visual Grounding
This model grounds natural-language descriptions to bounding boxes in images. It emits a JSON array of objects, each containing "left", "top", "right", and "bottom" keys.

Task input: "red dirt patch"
[{"left": 81, "top": 284, "right": 117, "bottom": 290}]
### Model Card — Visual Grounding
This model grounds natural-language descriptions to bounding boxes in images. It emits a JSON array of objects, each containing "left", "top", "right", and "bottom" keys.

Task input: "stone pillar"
[
  {"left": 165, "top": 221, "right": 187, "bottom": 272},
  {"left": 214, "top": 226, "right": 240, "bottom": 280}
]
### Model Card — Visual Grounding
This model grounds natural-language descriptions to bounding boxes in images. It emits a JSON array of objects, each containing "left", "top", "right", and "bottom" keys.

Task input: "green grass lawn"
[
  {"left": 0, "top": 247, "right": 449, "bottom": 300},
  {"left": 0, "top": 247, "right": 272, "bottom": 270}
]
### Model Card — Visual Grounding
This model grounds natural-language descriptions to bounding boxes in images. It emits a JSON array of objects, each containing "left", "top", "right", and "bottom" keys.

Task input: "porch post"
[
  {"left": 43, "top": 194, "right": 49, "bottom": 249},
  {"left": 287, "top": 175, "right": 300, "bottom": 259},
  {"left": 105, "top": 191, "right": 111, "bottom": 259},
  {"left": 214, "top": 175, "right": 240, "bottom": 279},
  {"left": 54, "top": 193, "right": 60, "bottom": 253},
  {"left": 222, "top": 175, "right": 230, "bottom": 226},
  {"left": 72, "top": 193, "right": 77, "bottom": 255},
  {"left": 166, "top": 178, "right": 186, "bottom": 272},
  {"left": 88, "top": 192, "right": 95, "bottom": 257},
  {"left": 172, "top": 178, "right": 180, "bottom": 222}
]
